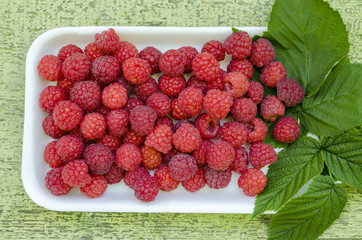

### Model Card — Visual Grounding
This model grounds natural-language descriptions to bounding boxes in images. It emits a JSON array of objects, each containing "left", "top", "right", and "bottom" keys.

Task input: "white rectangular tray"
[{"left": 22, "top": 26, "right": 267, "bottom": 213}]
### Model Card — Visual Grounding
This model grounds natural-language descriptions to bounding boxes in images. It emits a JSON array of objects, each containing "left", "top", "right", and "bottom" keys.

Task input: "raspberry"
[
  {"left": 154, "top": 165, "right": 180, "bottom": 192},
  {"left": 115, "top": 143, "right": 142, "bottom": 171},
  {"left": 203, "top": 89, "right": 233, "bottom": 120},
  {"left": 194, "top": 113, "right": 220, "bottom": 140},
  {"left": 124, "top": 97, "right": 144, "bottom": 113},
  {"left": 62, "top": 53, "right": 91, "bottom": 81},
  {"left": 231, "top": 97, "right": 257, "bottom": 123},
  {"left": 61, "top": 160, "right": 92, "bottom": 187},
  {"left": 39, "top": 86, "right": 68, "bottom": 113},
  {"left": 145, "top": 124, "right": 173, "bottom": 154},
  {"left": 168, "top": 154, "right": 198, "bottom": 181},
  {"left": 80, "top": 112, "right": 106, "bottom": 140},
  {"left": 201, "top": 40, "right": 225, "bottom": 61},
  {"left": 52, "top": 100, "right": 83, "bottom": 131},
  {"left": 42, "top": 115, "right": 67, "bottom": 139},
  {"left": 83, "top": 144, "right": 114, "bottom": 175},
  {"left": 173, "top": 123, "right": 201, "bottom": 153},
  {"left": 106, "top": 109, "right": 129, "bottom": 137},
  {"left": 95, "top": 28, "right": 119, "bottom": 55},
  {"left": 170, "top": 98, "right": 189, "bottom": 120},
  {"left": 230, "top": 147, "right": 248, "bottom": 174},
  {"left": 205, "top": 166, "right": 232, "bottom": 189},
  {"left": 276, "top": 78, "right": 305, "bottom": 107},
  {"left": 122, "top": 57, "right": 151, "bottom": 85},
  {"left": 80, "top": 175, "right": 108, "bottom": 198},
  {"left": 260, "top": 95, "right": 285, "bottom": 122},
  {"left": 45, "top": 167, "right": 72, "bottom": 195},
  {"left": 192, "top": 140, "right": 212, "bottom": 165},
  {"left": 91, "top": 56, "right": 121, "bottom": 83},
  {"left": 223, "top": 31, "right": 252, "bottom": 59},
  {"left": 163, "top": 147, "right": 180, "bottom": 165},
  {"left": 192, "top": 52, "right": 220, "bottom": 82},
  {"left": 101, "top": 82, "right": 127, "bottom": 109},
  {"left": 104, "top": 163, "right": 125, "bottom": 184},
  {"left": 44, "top": 140, "right": 64, "bottom": 168},
  {"left": 122, "top": 129, "right": 145, "bottom": 147},
  {"left": 140, "top": 145, "right": 163, "bottom": 170},
  {"left": 134, "top": 175, "right": 159, "bottom": 202},
  {"left": 178, "top": 87, "right": 204, "bottom": 117},
  {"left": 260, "top": 61, "right": 287, "bottom": 88},
  {"left": 158, "top": 49, "right": 187, "bottom": 76},
  {"left": 158, "top": 74, "right": 186, "bottom": 98},
  {"left": 238, "top": 168, "right": 267, "bottom": 196},
  {"left": 178, "top": 46, "right": 199, "bottom": 73},
  {"left": 223, "top": 72, "right": 250, "bottom": 98},
  {"left": 245, "top": 118, "right": 268, "bottom": 143},
  {"left": 207, "top": 140, "right": 235, "bottom": 171},
  {"left": 272, "top": 116, "right": 301, "bottom": 143},
  {"left": 247, "top": 80, "right": 264, "bottom": 104},
  {"left": 146, "top": 93, "right": 171, "bottom": 117},
  {"left": 113, "top": 41, "right": 138, "bottom": 64},
  {"left": 84, "top": 42, "right": 104, "bottom": 62},
  {"left": 124, "top": 166, "right": 150, "bottom": 189},
  {"left": 134, "top": 77, "right": 159, "bottom": 102},
  {"left": 69, "top": 127, "right": 88, "bottom": 144},
  {"left": 227, "top": 59, "right": 254, "bottom": 79},
  {"left": 57, "top": 77, "right": 77, "bottom": 94},
  {"left": 186, "top": 75, "right": 208, "bottom": 95},
  {"left": 139, "top": 46, "right": 162, "bottom": 74},
  {"left": 182, "top": 166, "right": 206, "bottom": 192},
  {"left": 70, "top": 81, "right": 101, "bottom": 112},
  {"left": 219, "top": 121, "right": 248, "bottom": 148},
  {"left": 116, "top": 76, "right": 134, "bottom": 96},
  {"left": 173, "top": 120, "right": 193, "bottom": 133},
  {"left": 155, "top": 116, "right": 174, "bottom": 129},
  {"left": 249, "top": 38, "right": 276, "bottom": 68},
  {"left": 58, "top": 44, "right": 83, "bottom": 62},
  {"left": 56, "top": 135, "right": 84, "bottom": 162},
  {"left": 97, "top": 104, "right": 111, "bottom": 117},
  {"left": 37, "top": 55, "right": 63, "bottom": 81},
  {"left": 249, "top": 142, "right": 277, "bottom": 169},
  {"left": 206, "top": 69, "right": 226, "bottom": 91},
  {"left": 129, "top": 106, "right": 157, "bottom": 136},
  {"left": 97, "top": 133, "right": 122, "bottom": 153}
]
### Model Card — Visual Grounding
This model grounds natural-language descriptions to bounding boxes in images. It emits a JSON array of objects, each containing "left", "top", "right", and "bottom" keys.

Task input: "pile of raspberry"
[{"left": 39, "top": 28, "right": 304, "bottom": 201}]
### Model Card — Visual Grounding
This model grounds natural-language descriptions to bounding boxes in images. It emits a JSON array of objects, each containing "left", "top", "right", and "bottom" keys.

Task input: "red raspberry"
[
  {"left": 201, "top": 40, "right": 225, "bottom": 61},
  {"left": 146, "top": 93, "right": 171, "bottom": 117},
  {"left": 206, "top": 69, "right": 226, "bottom": 91},
  {"left": 260, "top": 95, "right": 285, "bottom": 122},
  {"left": 231, "top": 97, "right": 257, "bottom": 123},
  {"left": 145, "top": 124, "right": 173, "bottom": 154},
  {"left": 53, "top": 100, "right": 83, "bottom": 131},
  {"left": 238, "top": 168, "right": 267, "bottom": 196},
  {"left": 170, "top": 98, "right": 189, "bottom": 120},
  {"left": 249, "top": 38, "right": 276, "bottom": 68},
  {"left": 57, "top": 77, "right": 77, "bottom": 94},
  {"left": 62, "top": 53, "right": 91, "bottom": 81},
  {"left": 69, "top": 127, "right": 88, "bottom": 144},
  {"left": 80, "top": 112, "right": 106, "bottom": 140},
  {"left": 45, "top": 167, "right": 72, "bottom": 195},
  {"left": 245, "top": 118, "right": 268, "bottom": 143},
  {"left": 155, "top": 116, "right": 174, "bottom": 129},
  {"left": 56, "top": 135, "right": 84, "bottom": 162},
  {"left": 124, "top": 97, "right": 144, "bottom": 113},
  {"left": 61, "top": 160, "right": 92, "bottom": 187},
  {"left": 173, "top": 123, "right": 201, "bottom": 153},
  {"left": 70, "top": 81, "right": 101, "bottom": 112},
  {"left": 39, "top": 86, "right": 68, "bottom": 113},
  {"left": 230, "top": 147, "right": 248, "bottom": 174},
  {"left": 134, "top": 77, "right": 159, "bottom": 102},
  {"left": 168, "top": 154, "right": 198, "bottom": 181},
  {"left": 173, "top": 120, "right": 193, "bottom": 133},
  {"left": 113, "top": 41, "right": 138, "bottom": 64},
  {"left": 223, "top": 72, "right": 250, "bottom": 98},
  {"left": 154, "top": 165, "right": 180, "bottom": 192},
  {"left": 178, "top": 46, "right": 199, "bottom": 73},
  {"left": 227, "top": 59, "right": 254, "bottom": 79},
  {"left": 139, "top": 46, "right": 162, "bottom": 74},
  {"left": 134, "top": 175, "right": 159, "bottom": 202},
  {"left": 122, "top": 57, "right": 151, "bottom": 85},
  {"left": 95, "top": 28, "right": 119, "bottom": 55},
  {"left": 163, "top": 147, "right": 180, "bottom": 165},
  {"left": 178, "top": 87, "right": 204, "bottom": 117},
  {"left": 140, "top": 145, "right": 163, "bottom": 170},
  {"left": 97, "top": 133, "right": 122, "bottom": 153},
  {"left": 124, "top": 166, "right": 150, "bottom": 189},
  {"left": 97, "top": 104, "right": 112, "bottom": 117},
  {"left": 87, "top": 75, "right": 108, "bottom": 91},
  {"left": 186, "top": 75, "right": 208, "bottom": 95},
  {"left": 276, "top": 78, "right": 305, "bottom": 107},
  {"left": 37, "top": 55, "right": 63, "bottom": 81},
  {"left": 101, "top": 83, "right": 127, "bottom": 109},
  {"left": 83, "top": 144, "right": 114, "bottom": 175},
  {"left": 192, "top": 140, "right": 212, "bottom": 165},
  {"left": 44, "top": 140, "right": 64, "bottom": 168},
  {"left": 129, "top": 106, "right": 157, "bottom": 136},
  {"left": 122, "top": 129, "right": 145, "bottom": 147},
  {"left": 219, "top": 121, "right": 248, "bottom": 148},
  {"left": 272, "top": 116, "right": 301, "bottom": 143},
  {"left": 158, "top": 74, "right": 186, "bottom": 98},
  {"left": 84, "top": 42, "right": 104, "bottom": 62},
  {"left": 260, "top": 61, "right": 286, "bottom": 88},
  {"left": 42, "top": 115, "right": 67, "bottom": 139},
  {"left": 104, "top": 163, "right": 125, "bottom": 184},
  {"left": 203, "top": 89, "right": 233, "bottom": 120},
  {"left": 106, "top": 109, "right": 129, "bottom": 137},
  {"left": 115, "top": 143, "right": 142, "bottom": 171},
  {"left": 116, "top": 76, "right": 134, "bottom": 96},
  {"left": 194, "top": 113, "right": 220, "bottom": 140},
  {"left": 58, "top": 44, "right": 83, "bottom": 62},
  {"left": 192, "top": 52, "right": 220, "bottom": 82},
  {"left": 249, "top": 142, "right": 277, "bottom": 169},
  {"left": 247, "top": 80, "right": 264, "bottom": 104},
  {"left": 223, "top": 31, "right": 252, "bottom": 59},
  {"left": 80, "top": 174, "right": 108, "bottom": 198},
  {"left": 205, "top": 166, "right": 232, "bottom": 189},
  {"left": 158, "top": 49, "right": 187, "bottom": 76},
  {"left": 207, "top": 140, "right": 235, "bottom": 171},
  {"left": 91, "top": 56, "right": 121, "bottom": 83},
  {"left": 182, "top": 166, "right": 206, "bottom": 192}
]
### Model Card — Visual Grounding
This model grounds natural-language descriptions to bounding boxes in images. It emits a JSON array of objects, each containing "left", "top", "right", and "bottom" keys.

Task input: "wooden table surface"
[{"left": 0, "top": 0, "right": 361, "bottom": 239}]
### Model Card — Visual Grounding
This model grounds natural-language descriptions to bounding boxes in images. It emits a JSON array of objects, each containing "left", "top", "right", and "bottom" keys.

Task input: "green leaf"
[
  {"left": 269, "top": 175, "right": 347, "bottom": 240},
  {"left": 253, "top": 136, "right": 324, "bottom": 217},
  {"left": 231, "top": 27, "right": 240, "bottom": 33},
  {"left": 265, "top": 0, "right": 349, "bottom": 95}
]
